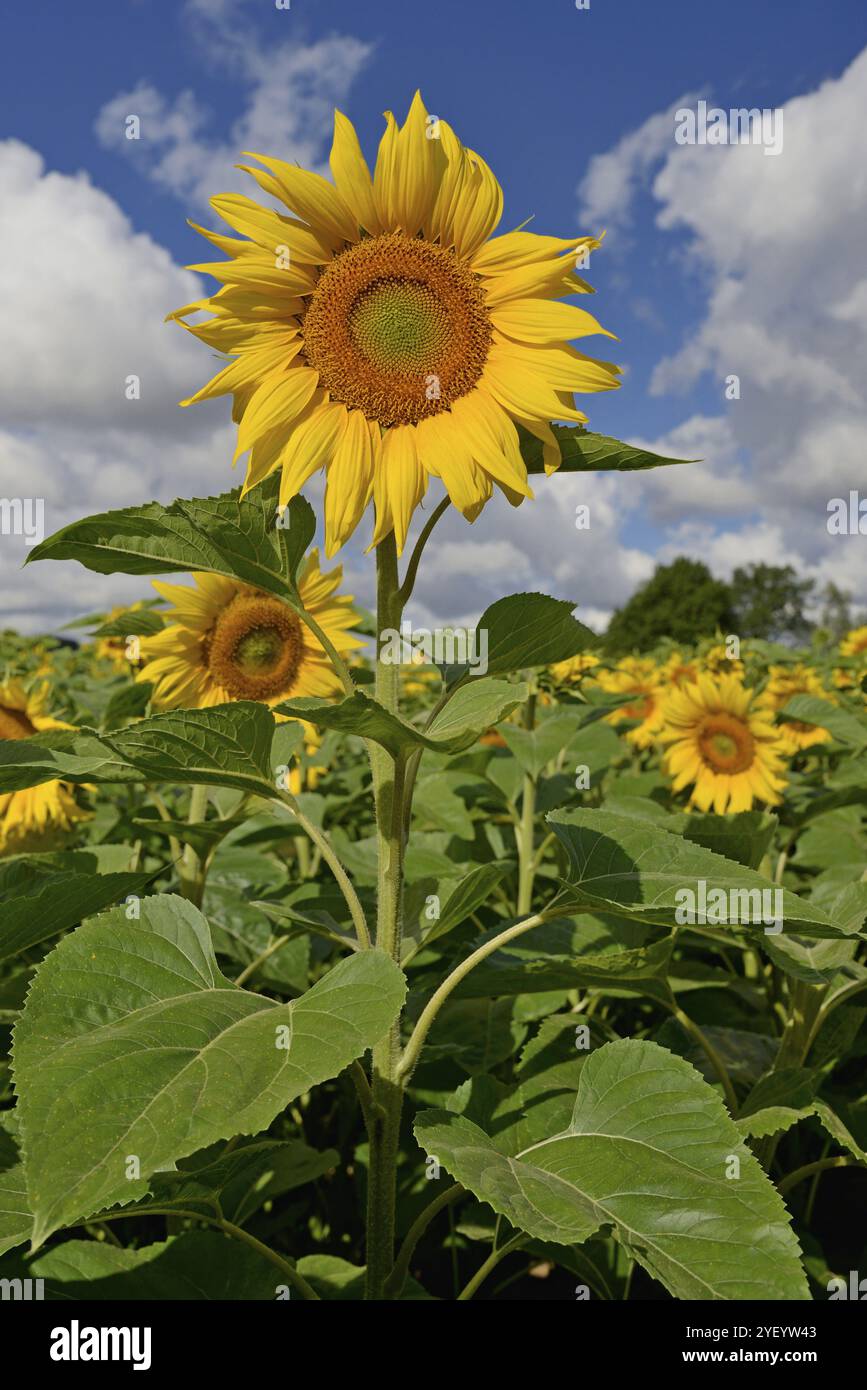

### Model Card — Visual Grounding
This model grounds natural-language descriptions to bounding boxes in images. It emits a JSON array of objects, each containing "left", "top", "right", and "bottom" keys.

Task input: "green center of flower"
[
  {"left": 349, "top": 280, "right": 452, "bottom": 375},
  {"left": 234, "top": 627, "right": 285, "bottom": 674}
]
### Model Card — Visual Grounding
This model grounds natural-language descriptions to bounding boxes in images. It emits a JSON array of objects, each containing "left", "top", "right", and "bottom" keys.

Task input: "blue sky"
[{"left": 2, "top": 0, "right": 866, "bottom": 631}]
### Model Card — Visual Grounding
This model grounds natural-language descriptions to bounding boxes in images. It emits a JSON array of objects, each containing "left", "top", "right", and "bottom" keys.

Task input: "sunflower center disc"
[
  {"left": 206, "top": 595, "right": 304, "bottom": 700},
  {"left": 0, "top": 705, "right": 36, "bottom": 740},
  {"left": 698, "top": 714, "right": 755, "bottom": 774},
  {"left": 302, "top": 231, "right": 492, "bottom": 427}
]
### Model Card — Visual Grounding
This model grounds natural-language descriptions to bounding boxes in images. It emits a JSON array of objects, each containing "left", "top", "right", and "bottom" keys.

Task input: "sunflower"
[
  {"left": 550, "top": 652, "right": 600, "bottom": 685},
  {"left": 660, "top": 650, "right": 700, "bottom": 689},
  {"left": 592, "top": 656, "right": 665, "bottom": 749},
  {"left": 137, "top": 550, "right": 362, "bottom": 711},
  {"left": 171, "top": 92, "right": 619, "bottom": 555},
  {"left": 0, "top": 680, "right": 91, "bottom": 855},
  {"left": 701, "top": 642, "right": 745, "bottom": 679},
  {"left": 658, "top": 672, "right": 787, "bottom": 814},
  {"left": 758, "top": 663, "right": 835, "bottom": 754},
  {"left": 94, "top": 601, "right": 147, "bottom": 671}
]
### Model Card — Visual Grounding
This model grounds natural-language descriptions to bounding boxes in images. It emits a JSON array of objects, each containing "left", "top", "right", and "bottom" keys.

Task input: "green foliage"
[{"left": 605, "top": 558, "right": 736, "bottom": 653}]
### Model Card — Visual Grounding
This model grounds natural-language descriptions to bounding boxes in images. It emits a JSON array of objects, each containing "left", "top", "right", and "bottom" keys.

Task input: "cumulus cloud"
[
  {"left": 581, "top": 47, "right": 867, "bottom": 607},
  {"left": 94, "top": 1, "right": 373, "bottom": 212},
  {"left": 0, "top": 140, "right": 241, "bottom": 632},
  {"left": 577, "top": 92, "right": 696, "bottom": 233}
]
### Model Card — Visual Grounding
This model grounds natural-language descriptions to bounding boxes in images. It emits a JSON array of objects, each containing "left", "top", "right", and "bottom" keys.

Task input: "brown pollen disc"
[
  {"left": 205, "top": 594, "right": 305, "bottom": 701},
  {"left": 0, "top": 705, "right": 36, "bottom": 740},
  {"left": 301, "top": 232, "right": 492, "bottom": 427},
  {"left": 697, "top": 712, "right": 756, "bottom": 774}
]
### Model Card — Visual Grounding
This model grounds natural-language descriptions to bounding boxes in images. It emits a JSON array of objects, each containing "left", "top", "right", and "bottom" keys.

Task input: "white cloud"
[
  {"left": 0, "top": 140, "right": 242, "bottom": 633},
  {"left": 582, "top": 47, "right": 867, "bottom": 608},
  {"left": 577, "top": 93, "right": 696, "bottom": 232},
  {"left": 94, "top": 4, "right": 373, "bottom": 213}
]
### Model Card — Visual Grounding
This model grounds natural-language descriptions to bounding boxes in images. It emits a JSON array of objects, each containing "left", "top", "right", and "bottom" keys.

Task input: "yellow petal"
[
  {"left": 241, "top": 152, "right": 357, "bottom": 247},
  {"left": 278, "top": 400, "right": 347, "bottom": 507},
  {"left": 374, "top": 425, "right": 426, "bottom": 552},
  {"left": 324, "top": 409, "right": 376, "bottom": 555},
  {"left": 472, "top": 231, "right": 598, "bottom": 275},
  {"left": 373, "top": 92, "right": 445, "bottom": 236},
  {"left": 448, "top": 390, "right": 533, "bottom": 498},
  {"left": 210, "top": 194, "right": 333, "bottom": 264},
  {"left": 235, "top": 367, "right": 320, "bottom": 461},
  {"left": 491, "top": 298, "right": 616, "bottom": 344},
  {"left": 330, "top": 109, "right": 382, "bottom": 236},
  {"left": 450, "top": 147, "right": 503, "bottom": 260},
  {"left": 414, "top": 413, "right": 490, "bottom": 517}
]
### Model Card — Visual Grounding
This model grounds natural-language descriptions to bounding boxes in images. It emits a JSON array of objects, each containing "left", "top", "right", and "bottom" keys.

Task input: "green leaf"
[
  {"left": 415, "top": 1038, "right": 809, "bottom": 1300},
  {"left": 0, "top": 704, "right": 282, "bottom": 799},
  {"left": 781, "top": 695, "right": 867, "bottom": 751},
  {"left": 442, "top": 593, "right": 596, "bottom": 687},
  {"left": 124, "top": 1139, "right": 338, "bottom": 1224},
  {"left": 13, "top": 893, "right": 405, "bottom": 1246},
  {"left": 548, "top": 807, "right": 846, "bottom": 938},
  {"left": 404, "top": 862, "right": 514, "bottom": 958},
  {"left": 0, "top": 870, "right": 152, "bottom": 963},
  {"left": 519, "top": 424, "right": 695, "bottom": 475},
  {"left": 0, "top": 1124, "right": 30, "bottom": 1257},
  {"left": 277, "top": 681, "right": 527, "bottom": 758},
  {"left": 27, "top": 476, "right": 315, "bottom": 599},
  {"left": 451, "top": 922, "right": 674, "bottom": 1004},
  {"left": 500, "top": 712, "right": 583, "bottom": 779},
  {"left": 0, "top": 1232, "right": 281, "bottom": 1300}
]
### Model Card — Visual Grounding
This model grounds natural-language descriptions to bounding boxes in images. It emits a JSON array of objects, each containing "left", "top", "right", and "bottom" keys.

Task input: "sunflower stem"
[
  {"left": 365, "top": 532, "right": 408, "bottom": 1300},
  {"left": 178, "top": 784, "right": 209, "bottom": 906}
]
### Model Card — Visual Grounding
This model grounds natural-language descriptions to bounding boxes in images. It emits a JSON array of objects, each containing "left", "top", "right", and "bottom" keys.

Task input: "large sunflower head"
[
  {"left": 137, "top": 550, "right": 362, "bottom": 711},
  {"left": 171, "top": 92, "right": 619, "bottom": 554},
  {"left": 0, "top": 679, "right": 91, "bottom": 856},
  {"left": 659, "top": 671, "right": 788, "bottom": 814},
  {"left": 593, "top": 656, "right": 665, "bottom": 748},
  {"left": 758, "top": 663, "right": 835, "bottom": 754}
]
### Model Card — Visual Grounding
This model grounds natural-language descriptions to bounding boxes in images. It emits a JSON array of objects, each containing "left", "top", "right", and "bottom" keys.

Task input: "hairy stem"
[
  {"left": 365, "top": 533, "right": 408, "bottom": 1300},
  {"left": 383, "top": 1183, "right": 464, "bottom": 1298}
]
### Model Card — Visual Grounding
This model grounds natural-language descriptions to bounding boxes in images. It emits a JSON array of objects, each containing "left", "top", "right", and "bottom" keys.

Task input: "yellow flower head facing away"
[
  {"left": 171, "top": 92, "right": 620, "bottom": 554},
  {"left": 137, "top": 550, "right": 362, "bottom": 711},
  {"left": 658, "top": 671, "right": 788, "bottom": 815},
  {"left": 0, "top": 679, "right": 91, "bottom": 855}
]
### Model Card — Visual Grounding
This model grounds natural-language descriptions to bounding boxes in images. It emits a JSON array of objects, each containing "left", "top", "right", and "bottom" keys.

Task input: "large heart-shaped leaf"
[
  {"left": 0, "top": 704, "right": 282, "bottom": 799},
  {"left": 0, "top": 870, "right": 153, "bottom": 963},
  {"left": 549, "top": 807, "right": 847, "bottom": 938},
  {"left": 415, "top": 1039, "right": 809, "bottom": 1300},
  {"left": 441, "top": 593, "right": 596, "bottom": 687},
  {"left": 27, "top": 477, "right": 315, "bottom": 597},
  {"left": 13, "top": 894, "right": 405, "bottom": 1246}
]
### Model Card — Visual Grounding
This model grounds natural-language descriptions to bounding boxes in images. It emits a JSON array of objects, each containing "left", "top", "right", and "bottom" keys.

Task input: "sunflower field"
[{"left": 1, "top": 93, "right": 866, "bottom": 1312}]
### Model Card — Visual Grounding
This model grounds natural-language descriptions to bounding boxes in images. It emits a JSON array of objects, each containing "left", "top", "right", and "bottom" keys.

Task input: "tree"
[
  {"left": 605, "top": 558, "right": 735, "bottom": 653},
  {"left": 729, "top": 563, "right": 814, "bottom": 644}
]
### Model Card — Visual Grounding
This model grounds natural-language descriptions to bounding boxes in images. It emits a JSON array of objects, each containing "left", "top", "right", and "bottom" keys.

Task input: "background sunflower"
[{"left": 137, "top": 551, "right": 362, "bottom": 711}]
